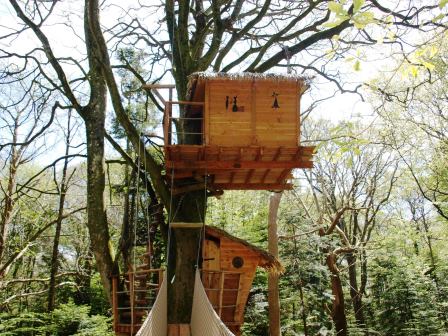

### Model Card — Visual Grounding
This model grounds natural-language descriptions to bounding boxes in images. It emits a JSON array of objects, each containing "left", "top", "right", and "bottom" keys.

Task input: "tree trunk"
[
  {"left": 167, "top": 190, "right": 205, "bottom": 324},
  {"left": 83, "top": 116, "right": 115, "bottom": 301},
  {"left": 47, "top": 113, "right": 72, "bottom": 311},
  {"left": 0, "top": 154, "right": 17, "bottom": 265},
  {"left": 83, "top": 0, "right": 117, "bottom": 300},
  {"left": 268, "top": 192, "right": 282, "bottom": 336},
  {"left": 0, "top": 126, "right": 19, "bottom": 265},
  {"left": 347, "top": 253, "right": 366, "bottom": 331},
  {"left": 326, "top": 254, "right": 348, "bottom": 336}
]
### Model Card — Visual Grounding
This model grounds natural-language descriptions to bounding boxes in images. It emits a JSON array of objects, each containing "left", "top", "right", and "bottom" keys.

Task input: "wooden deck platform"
[{"left": 165, "top": 145, "right": 315, "bottom": 191}]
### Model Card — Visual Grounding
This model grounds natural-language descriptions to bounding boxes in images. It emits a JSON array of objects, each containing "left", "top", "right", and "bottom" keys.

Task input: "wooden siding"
[
  {"left": 254, "top": 80, "right": 299, "bottom": 146},
  {"left": 206, "top": 79, "right": 300, "bottom": 148},
  {"left": 208, "top": 80, "right": 253, "bottom": 146}
]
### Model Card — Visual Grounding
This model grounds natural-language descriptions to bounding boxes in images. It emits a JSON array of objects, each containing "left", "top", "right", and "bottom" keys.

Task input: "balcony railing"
[{"left": 163, "top": 101, "right": 204, "bottom": 146}]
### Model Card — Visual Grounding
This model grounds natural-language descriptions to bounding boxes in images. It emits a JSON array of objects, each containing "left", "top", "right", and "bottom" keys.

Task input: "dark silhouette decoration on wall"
[{"left": 272, "top": 92, "right": 280, "bottom": 109}]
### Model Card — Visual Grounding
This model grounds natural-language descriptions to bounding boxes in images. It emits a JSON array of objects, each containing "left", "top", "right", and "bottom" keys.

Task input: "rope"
[
  {"left": 195, "top": 168, "right": 208, "bottom": 269},
  {"left": 133, "top": 144, "right": 141, "bottom": 271},
  {"left": 142, "top": 137, "right": 152, "bottom": 269},
  {"left": 166, "top": 166, "right": 175, "bottom": 282}
]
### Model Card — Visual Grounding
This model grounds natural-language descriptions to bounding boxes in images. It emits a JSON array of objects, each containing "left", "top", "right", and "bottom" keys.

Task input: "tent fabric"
[
  {"left": 135, "top": 270, "right": 234, "bottom": 336},
  {"left": 190, "top": 270, "right": 235, "bottom": 336},
  {"left": 135, "top": 272, "right": 167, "bottom": 336}
]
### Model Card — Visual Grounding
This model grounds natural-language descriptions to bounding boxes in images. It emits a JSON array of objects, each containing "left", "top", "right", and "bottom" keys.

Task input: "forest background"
[{"left": 0, "top": 0, "right": 448, "bottom": 335}]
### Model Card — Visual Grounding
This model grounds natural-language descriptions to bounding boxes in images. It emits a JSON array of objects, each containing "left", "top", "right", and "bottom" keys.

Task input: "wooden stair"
[
  {"left": 112, "top": 268, "right": 164, "bottom": 335},
  {"left": 112, "top": 203, "right": 165, "bottom": 336}
]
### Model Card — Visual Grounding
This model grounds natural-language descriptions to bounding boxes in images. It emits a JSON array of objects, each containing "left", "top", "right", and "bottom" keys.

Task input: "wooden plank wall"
[
  {"left": 254, "top": 80, "right": 298, "bottom": 146},
  {"left": 208, "top": 80, "right": 253, "bottom": 146},
  {"left": 207, "top": 79, "right": 300, "bottom": 148},
  {"left": 219, "top": 237, "right": 260, "bottom": 325}
]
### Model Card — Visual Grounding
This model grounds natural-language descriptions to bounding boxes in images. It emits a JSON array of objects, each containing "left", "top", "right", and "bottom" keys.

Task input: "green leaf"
[
  {"left": 422, "top": 61, "right": 435, "bottom": 71},
  {"left": 352, "top": 11, "right": 375, "bottom": 29},
  {"left": 439, "top": 0, "right": 448, "bottom": 8},
  {"left": 410, "top": 65, "right": 419, "bottom": 78},
  {"left": 323, "top": 21, "right": 340, "bottom": 28},
  {"left": 432, "top": 13, "right": 445, "bottom": 22},
  {"left": 353, "top": 0, "right": 365, "bottom": 13},
  {"left": 329, "top": 1, "right": 344, "bottom": 14}
]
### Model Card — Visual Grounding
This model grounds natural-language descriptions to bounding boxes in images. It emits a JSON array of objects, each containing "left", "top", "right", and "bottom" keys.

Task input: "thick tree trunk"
[
  {"left": 83, "top": 0, "right": 117, "bottom": 301},
  {"left": 347, "top": 253, "right": 366, "bottom": 331},
  {"left": 167, "top": 190, "right": 205, "bottom": 324},
  {"left": 84, "top": 118, "right": 115, "bottom": 301},
  {"left": 268, "top": 192, "right": 282, "bottom": 336},
  {"left": 326, "top": 254, "right": 348, "bottom": 336}
]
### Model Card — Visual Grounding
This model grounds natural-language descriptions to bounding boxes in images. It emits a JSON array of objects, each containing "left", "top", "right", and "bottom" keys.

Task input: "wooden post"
[
  {"left": 112, "top": 276, "right": 118, "bottom": 331},
  {"left": 218, "top": 272, "right": 225, "bottom": 318},
  {"left": 129, "top": 272, "right": 135, "bottom": 334},
  {"left": 168, "top": 324, "right": 191, "bottom": 336},
  {"left": 268, "top": 192, "right": 282, "bottom": 336}
]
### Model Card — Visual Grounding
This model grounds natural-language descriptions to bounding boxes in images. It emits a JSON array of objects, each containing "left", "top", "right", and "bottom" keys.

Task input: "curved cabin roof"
[
  {"left": 187, "top": 71, "right": 311, "bottom": 103},
  {"left": 205, "top": 225, "right": 284, "bottom": 274}
]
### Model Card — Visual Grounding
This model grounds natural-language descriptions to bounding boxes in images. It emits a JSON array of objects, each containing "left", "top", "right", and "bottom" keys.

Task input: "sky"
[{"left": 1, "top": 0, "right": 444, "bottom": 164}]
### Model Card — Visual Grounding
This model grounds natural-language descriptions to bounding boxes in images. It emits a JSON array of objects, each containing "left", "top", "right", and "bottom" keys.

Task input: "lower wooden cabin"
[
  {"left": 112, "top": 226, "right": 282, "bottom": 335},
  {"left": 202, "top": 226, "right": 283, "bottom": 335}
]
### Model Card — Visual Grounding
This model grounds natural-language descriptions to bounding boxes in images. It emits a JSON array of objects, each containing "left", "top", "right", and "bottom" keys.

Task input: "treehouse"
[
  {"left": 147, "top": 72, "right": 315, "bottom": 192},
  {"left": 112, "top": 226, "right": 282, "bottom": 335}
]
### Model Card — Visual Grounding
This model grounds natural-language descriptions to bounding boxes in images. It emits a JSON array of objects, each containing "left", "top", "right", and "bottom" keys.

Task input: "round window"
[{"left": 232, "top": 256, "right": 244, "bottom": 269}]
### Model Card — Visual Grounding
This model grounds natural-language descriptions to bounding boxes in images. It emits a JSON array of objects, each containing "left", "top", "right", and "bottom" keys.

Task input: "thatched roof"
[
  {"left": 187, "top": 71, "right": 311, "bottom": 104},
  {"left": 189, "top": 71, "right": 311, "bottom": 84},
  {"left": 205, "top": 226, "right": 284, "bottom": 274}
]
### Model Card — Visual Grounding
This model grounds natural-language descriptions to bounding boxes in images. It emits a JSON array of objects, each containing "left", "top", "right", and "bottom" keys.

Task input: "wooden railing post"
[
  {"left": 163, "top": 102, "right": 170, "bottom": 147},
  {"left": 218, "top": 272, "right": 225, "bottom": 318},
  {"left": 129, "top": 272, "right": 135, "bottom": 334},
  {"left": 112, "top": 276, "right": 118, "bottom": 331}
]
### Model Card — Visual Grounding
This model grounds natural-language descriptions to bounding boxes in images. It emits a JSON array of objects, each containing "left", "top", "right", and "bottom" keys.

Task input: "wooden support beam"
[
  {"left": 229, "top": 171, "right": 236, "bottom": 184},
  {"left": 166, "top": 160, "right": 313, "bottom": 170},
  {"left": 142, "top": 84, "right": 176, "bottom": 89},
  {"left": 245, "top": 169, "right": 255, "bottom": 184},
  {"left": 261, "top": 169, "right": 270, "bottom": 183},
  {"left": 245, "top": 147, "right": 261, "bottom": 183},
  {"left": 170, "top": 222, "right": 204, "bottom": 228},
  {"left": 167, "top": 100, "right": 205, "bottom": 106},
  {"left": 171, "top": 183, "right": 207, "bottom": 195},
  {"left": 276, "top": 169, "right": 292, "bottom": 184},
  {"left": 213, "top": 183, "right": 293, "bottom": 190}
]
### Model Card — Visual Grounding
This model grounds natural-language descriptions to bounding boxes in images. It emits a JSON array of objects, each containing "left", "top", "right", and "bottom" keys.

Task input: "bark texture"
[{"left": 327, "top": 253, "right": 348, "bottom": 336}]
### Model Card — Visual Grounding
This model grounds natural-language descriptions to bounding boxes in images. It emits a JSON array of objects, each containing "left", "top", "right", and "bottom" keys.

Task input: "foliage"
[
  {"left": 368, "top": 255, "right": 444, "bottom": 335},
  {"left": 0, "top": 302, "right": 113, "bottom": 336}
]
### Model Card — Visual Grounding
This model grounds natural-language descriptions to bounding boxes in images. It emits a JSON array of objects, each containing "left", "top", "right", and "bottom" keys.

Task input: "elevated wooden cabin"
[
  {"left": 148, "top": 72, "right": 315, "bottom": 192},
  {"left": 112, "top": 226, "right": 282, "bottom": 335}
]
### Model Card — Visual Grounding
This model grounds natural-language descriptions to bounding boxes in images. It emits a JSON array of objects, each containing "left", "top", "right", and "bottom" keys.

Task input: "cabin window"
[{"left": 232, "top": 256, "right": 244, "bottom": 269}]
